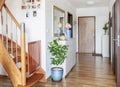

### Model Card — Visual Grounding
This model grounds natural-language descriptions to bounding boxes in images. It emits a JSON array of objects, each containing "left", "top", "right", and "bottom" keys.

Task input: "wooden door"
[
  {"left": 109, "top": 12, "right": 112, "bottom": 60},
  {"left": 116, "top": 0, "right": 120, "bottom": 86},
  {"left": 112, "top": 2, "right": 116, "bottom": 77},
  {"left": 112, "top": 0, "right": 120, "bottom": 86},
  {"left": 78, "top": 17, "right": 95, "bottom": 53}
]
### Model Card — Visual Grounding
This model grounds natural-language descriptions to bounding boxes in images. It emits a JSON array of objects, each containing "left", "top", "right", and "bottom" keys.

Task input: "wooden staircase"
[{"left": 0, "top": 0, "right": 46, "bottom": 87}]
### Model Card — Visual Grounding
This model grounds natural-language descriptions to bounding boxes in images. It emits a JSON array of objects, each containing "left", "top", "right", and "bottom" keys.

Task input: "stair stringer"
[
  {"left": 0, "top": 0, "right": 5, "bottom": 11},
  {"left": 0, "top": 39, "right": 22, "bottom": 87}
]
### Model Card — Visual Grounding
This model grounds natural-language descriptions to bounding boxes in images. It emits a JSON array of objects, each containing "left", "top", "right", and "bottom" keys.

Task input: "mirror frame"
[{"left": 53, "top": 6, "right": 65, "bottom": 37}]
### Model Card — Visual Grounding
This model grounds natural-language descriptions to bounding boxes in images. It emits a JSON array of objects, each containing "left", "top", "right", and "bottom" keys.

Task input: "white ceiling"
[{"left": 67, "top": 0, "right": 110, "bottom": 8}]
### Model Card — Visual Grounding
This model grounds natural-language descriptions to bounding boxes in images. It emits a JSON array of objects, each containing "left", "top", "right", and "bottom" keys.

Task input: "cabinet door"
[{"left": 28, "top": 41, "right": 41, "bottom": 74}]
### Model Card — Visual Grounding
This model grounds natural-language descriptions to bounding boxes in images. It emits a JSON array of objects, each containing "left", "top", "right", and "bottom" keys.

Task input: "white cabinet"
[
  {"left": 102, "top": 35, "right": 109, "bottom": 57},
  {"left": 59, "top": 39, "right": 76, "bottom": 77}
]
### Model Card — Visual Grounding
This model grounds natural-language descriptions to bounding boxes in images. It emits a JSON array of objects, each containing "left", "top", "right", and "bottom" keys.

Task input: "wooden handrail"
[
  {"left": 3, "top": 4, "right": 21, "bottom": 29},
  {"left": 0, "top": 0, "right": 5, "bottom": 11}
]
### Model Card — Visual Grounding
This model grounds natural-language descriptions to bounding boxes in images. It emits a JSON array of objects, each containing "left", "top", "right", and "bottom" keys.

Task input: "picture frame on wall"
[
  {"left": 21, "top": 0, "right": 40, "bottom": 18},
  {"left": 22, "top": 0, "right": 25, "bottom": 4},
  {"left": 36, "top": 0, "right": 40, "bottom": 2},
  {"left": 33, "top": 11, "right": 37, "bottom": 17},
  {"left": 32, "top": 0, "right": 35, "bottom": 3},
  {"left": 26, "top": 0, "right": 32, "bottom": 3}
]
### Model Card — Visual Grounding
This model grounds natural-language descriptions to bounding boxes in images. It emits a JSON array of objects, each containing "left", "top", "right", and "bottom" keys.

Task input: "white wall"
[
  {"left": 76, "top": 7, "right": 109, "bottom": 54},
  {"left": 0, "top": 0, "right": 47, "bottom": 76},
  {"left": 109, "top": 0, "right": 116, "bottom": 12},
  {"left": 45, "top": 0, "right": 76, "bottom": 78},
  {"left": 1, "top": 0, "right": 77, "bottom": 79}
]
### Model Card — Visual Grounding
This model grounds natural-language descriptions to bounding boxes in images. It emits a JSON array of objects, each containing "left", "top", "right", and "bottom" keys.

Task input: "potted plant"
[
  {"left": 60, "top": 33, "right": 66, "bottom": 40},
  {"left": 103, "top": 22, "right": 108, "bottom": 35},
  {"left": 48, "top": 39, "right": 68, "bottom": 82}
]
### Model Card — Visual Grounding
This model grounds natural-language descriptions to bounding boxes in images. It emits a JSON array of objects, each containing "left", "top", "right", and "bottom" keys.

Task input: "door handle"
[
  {"left": 113, "top": 39, "right": 118, "bottom": 41},
  {"left": 112, "top": 35, "right": 120, "bottom": 46}
]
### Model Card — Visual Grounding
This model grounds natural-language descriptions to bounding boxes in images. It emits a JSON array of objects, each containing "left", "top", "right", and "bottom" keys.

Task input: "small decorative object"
[
  {"left": 65, "top": 23, "right": 71, "bottom": 29},
  {"left": 65, "top": 23, "right": 72, "bottom": 39},
  {"left": 22, "top": 0, "right": 25, "bottom": 4},
  {"left": 26, "top": 12, "right": 29, "bottom": 18},
  {"left": 32, "top": 0, "right": 35, "bottom": 3},
  {"left": 33, "top": 11, "right": 37, "bottom": 17},
  {"left": 48, "top": 39, "right": 68, "bottom": 82},
  {"left": 103, "top": 22, "right": 108, "bottom": 35},
  {"left": 66, "top": 29, "right": 71, "bottom": 39},
  {"left": 58, "top": 22, "right": 62, "bottom": 29},
  {"left": 27, "top": 4, "right": 31, "bottom": 9},
  {"left": 21, "top": 5, "right": 27, "bottom": 9},
  {"left": 32, "top": 5, "right": 36, "bottom": 9},
  {"left": 26, "top": 0, "right": 31, "bottom": 3},
  {"left": 60, "top": 33, "right": 66, "bottom": 40},
  {"left": 37, "top": 4, "right": 40, "bottom": 8},
  {"left": 36, "top": 0, "right": 41, "bottom": 2},
  {"left": 57, "top": 22, "right": 63, "bottom": 39}
]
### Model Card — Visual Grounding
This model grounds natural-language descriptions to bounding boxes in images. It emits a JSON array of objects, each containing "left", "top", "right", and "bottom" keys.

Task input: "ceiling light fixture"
[{"left": 86, "top": 1, "right": 95, "bottom": 5}]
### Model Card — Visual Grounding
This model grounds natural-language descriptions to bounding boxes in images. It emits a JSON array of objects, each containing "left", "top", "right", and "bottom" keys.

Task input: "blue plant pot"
[{"left": 51, "top": 67, "right": 63, "bottom": 82}]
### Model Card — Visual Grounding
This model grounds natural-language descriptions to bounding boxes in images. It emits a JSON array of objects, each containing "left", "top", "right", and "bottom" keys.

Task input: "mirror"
[{"left": 53, "top": 6, "right": 65, "bottom": 37}]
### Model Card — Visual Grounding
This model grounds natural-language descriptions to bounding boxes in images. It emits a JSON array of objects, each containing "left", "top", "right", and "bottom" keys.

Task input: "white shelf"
[
  {"left": 102, "top": 35, "right": 109, "bottom": 57},
  {"left": 57, "top": 39, "right": 76, "bottom": 77}
]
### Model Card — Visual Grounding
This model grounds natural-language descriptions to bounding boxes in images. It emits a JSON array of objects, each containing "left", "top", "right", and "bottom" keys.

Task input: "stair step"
[
  {"left": 19, "top": 68, "right": 45, "bottom": 86},
  {"left": 18, "top": 69, "right": 44, "bottom": 87},
  {"left": 18, "top": 74, "right": 44, "bottom": 87},
  {"left": 26, "top": 73, "right": 44, "bottom": 86}
]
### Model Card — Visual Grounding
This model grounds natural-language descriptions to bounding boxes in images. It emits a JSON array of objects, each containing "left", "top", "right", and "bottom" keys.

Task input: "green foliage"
[
  {"left": 48, "top": 39, "right": 68, "bottom": 66},
  {"left": 60, "top": 33, "right": 65, "bottom": 36},
  {"left": 103, "top": 22, "right": 108, "bottom": 34}
]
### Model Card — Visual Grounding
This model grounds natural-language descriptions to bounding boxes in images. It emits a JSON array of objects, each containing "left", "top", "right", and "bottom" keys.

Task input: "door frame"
[
  {"left": 111, "top": 1, "right": 120, "bottom": 86},
  {"left": 78, "top": 16, "right": 96, "bottom": 54}
]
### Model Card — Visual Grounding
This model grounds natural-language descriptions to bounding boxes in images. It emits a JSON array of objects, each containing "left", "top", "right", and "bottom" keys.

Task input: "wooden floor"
[{"left": 0, "top": 53, "right": 117, "bottom": 87}]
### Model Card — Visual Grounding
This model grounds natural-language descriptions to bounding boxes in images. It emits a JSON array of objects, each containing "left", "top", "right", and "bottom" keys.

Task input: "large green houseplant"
[{"left": 48, "top": 39, "right": 68, "bottom": 82}]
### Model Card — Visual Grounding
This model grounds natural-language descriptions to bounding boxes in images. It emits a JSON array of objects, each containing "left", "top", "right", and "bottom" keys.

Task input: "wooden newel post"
[{"left": 21, "top": 23, "right": 26, "bottom": 86}]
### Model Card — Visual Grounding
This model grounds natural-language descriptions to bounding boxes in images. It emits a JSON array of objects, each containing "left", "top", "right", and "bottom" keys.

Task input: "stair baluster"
[
  {"left": 10, "top": 19, "right": 13, "bottom": 55},
  {"left": 5, "top": 12, "right": 8, "bottom": 50},
  {"left": 1, "top": 9, "right": 3, "bottom": 42},
  {"left": 15, "top": 25, "right": 18, "bottom": 63}
]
